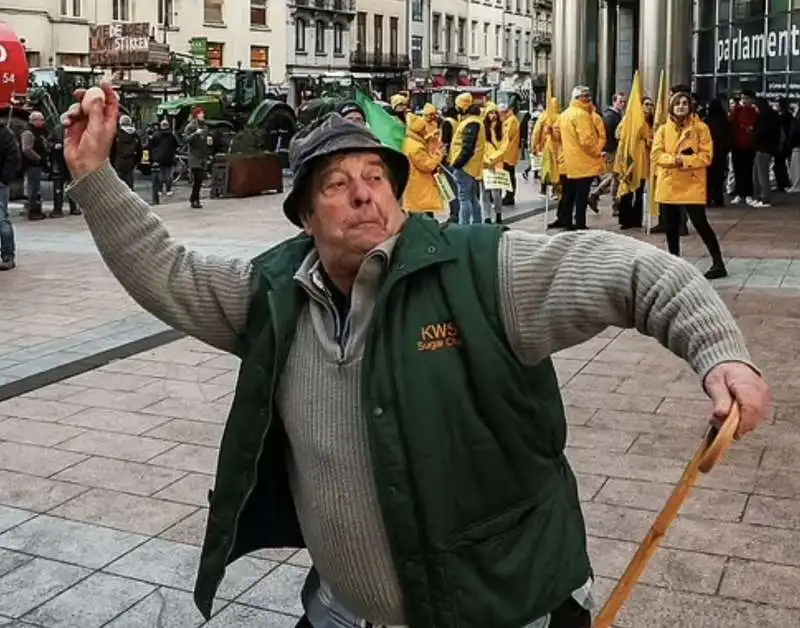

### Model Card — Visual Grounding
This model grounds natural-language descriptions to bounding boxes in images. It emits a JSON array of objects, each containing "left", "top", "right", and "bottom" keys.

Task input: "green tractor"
[{"left": 156, "top": 67, "right": 296, "bottom": 159}]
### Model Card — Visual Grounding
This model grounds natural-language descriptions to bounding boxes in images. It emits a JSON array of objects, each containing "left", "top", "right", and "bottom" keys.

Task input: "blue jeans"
[
  {"left": 454, "top": 169, "right": 482, "bottom": 224},
  {"left": 26, "top": 166, "right": 42, "bottom": 210},
  {"left": 0, "top": 184, "right": 14, "bottom": 260}
]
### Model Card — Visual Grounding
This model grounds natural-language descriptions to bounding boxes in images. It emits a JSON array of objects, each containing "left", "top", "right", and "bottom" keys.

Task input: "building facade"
[
  {"left": 408, "top": 0, "right": 430, "bottom": 81},
  {"left": 350, "top": 0, "right": 409, "bottom": 99},
  {"left": 694, "top": 0, "right": 800, "bottom": 103},
  {"left": 429, "top": 0, "right": 470, "bottom": 85},
  {"left": 465, "top": 0, "right": 505, "bottom": 86},
  {"left": 552, "top": 0, "right": 693, "bottom": 106},
  {"left": 285, "top": 0, "right": 358, "bottom": 105},
  {"left": 0, "top": 1, "right": 288, "bottom": 81}
]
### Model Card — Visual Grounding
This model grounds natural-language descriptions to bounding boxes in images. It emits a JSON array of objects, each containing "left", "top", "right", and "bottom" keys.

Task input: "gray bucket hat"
[{"left": 284, "top": 112, "right": 410, "bottom": 227}]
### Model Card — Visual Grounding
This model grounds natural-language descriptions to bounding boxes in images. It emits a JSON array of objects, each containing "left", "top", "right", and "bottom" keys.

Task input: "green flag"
[{"left": 354, "top": 89, "right": 406, "bottom": 152}]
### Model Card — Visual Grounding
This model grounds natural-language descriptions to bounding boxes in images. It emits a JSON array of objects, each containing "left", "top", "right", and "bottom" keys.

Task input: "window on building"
[
  {"left": 458, "top": 18, "right": 466, "bottom": 53},
  {"left": 207, "top": 42, "right": 224, "bottom": 67},
  {"left": 433, "top": 13, "right": 441, "bottom": 51},
  {"left": 516, "top": 0, "right": 522, "bottom": 13},
  {"left": 390, "top": 17, "right": 399, "bottom": 56},
  {"left": 204, "top": 0, "right": 224, "bottom": 24},
  {"left": 295, "top": 18, "right": 307, "bottom": 51},
  {"left": 60, "top": 0, "right": 84, "bottom": 16},
  {"left": 505, "top": 28, "right": 511, "bottom": 61},
  {"left": 412, "top": 0, "right": 423, "bottom": 22},
  {"left": 495, "top": 25, "right": 502, "bottom": 57},
  {"left": 356, "top": 12, "right": 367, "bottom": 52},
  {"left": 471, "top": 21, "right": 478, "bottom": 54},
  {"left": 483, "top": 23, "right": 489, "bottom": 56},
  {"left": 526, "top": 0, "right": 531, "bottom": 14},
  {"left": 112, "top": 0, "right": 130, "bottom": 20},
  {"left": 374, "top": 15, "right": 384, "bottom": 55},
  {"left": 315, "top": 21, "right": 326, "bottom": 53},
  {"left": 26, "top": 51, "right": 42, "bottom": 66},
  {"left": 251, "top": 0, "right": 267, "bottom": 27},
  {"left": 334, "top": 23, "right": 344, "bottom": 54},
  {"left": 158, "top": 0, "right": 174, "bottom": 26},
  {"left": 411, "top": 35, "right": 423, "bottom": 69},
  {"left": 515, "top": 32, "right": 521, "bottom": 63},
  {"left": 57, "top": 53, "right": 87, "bottom": 66},
  {"left": 250, "top": 45, "right": 268, "bottom": 68},
  {"left": 524, "top": 31, "right": 530, "bottom": 62},
  {"left": 445, "top": 15, "right": 453, "bottom": 52}
]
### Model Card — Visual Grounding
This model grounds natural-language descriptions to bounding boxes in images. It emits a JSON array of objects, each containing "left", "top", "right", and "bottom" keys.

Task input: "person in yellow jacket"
[
  {"left": 402, "top": 116, "right": 445, "bottom": 216},
  {"left": 390, "top": 93, "right": 409, "bottom": 125},
  {"left": 499, "top": 103, "right": 520, "bottom": 205},
  {"left": 448, "top": 92, "right": 486, "bottom": 224},
  {"left": 421, "top": 103, "right": 440, "bottom": 138},
  {"left": 652, "top": 89, "right": 727, "bottom": 280},
  {"left": 551, "top": 86, "right": 605, "bottom": 230},
  {"left": 481, "top": 102, "right": 507, "bottom": 224}
]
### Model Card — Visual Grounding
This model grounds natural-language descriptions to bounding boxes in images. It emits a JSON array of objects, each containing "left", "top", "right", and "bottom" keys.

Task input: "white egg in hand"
[{"left": 81, "top": 86, "right": 107, "bottom": 114}]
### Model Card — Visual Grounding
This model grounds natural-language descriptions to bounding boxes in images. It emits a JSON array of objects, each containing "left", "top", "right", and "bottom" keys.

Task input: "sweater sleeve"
[
  {"left": 496, "top": 229, "right": 756, "bottom": 380},
  {"left": 67, "top": 165, "right": 254, "bottom": 354}
]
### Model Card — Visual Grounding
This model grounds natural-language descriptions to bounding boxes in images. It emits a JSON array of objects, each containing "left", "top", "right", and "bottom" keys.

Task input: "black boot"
[{"left": 704, "top": 262, "right": 728, "bottom": 280}]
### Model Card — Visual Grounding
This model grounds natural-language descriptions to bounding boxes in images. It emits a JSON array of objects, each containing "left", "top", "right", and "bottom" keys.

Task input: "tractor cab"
[{"left": 196, "top": 68, "right": 266, "bottom": 126}]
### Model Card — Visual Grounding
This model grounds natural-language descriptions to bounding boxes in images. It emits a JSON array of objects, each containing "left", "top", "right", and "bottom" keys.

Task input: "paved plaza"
[{"left": 0, "top": 182, "right": 799, "bottom": 627}]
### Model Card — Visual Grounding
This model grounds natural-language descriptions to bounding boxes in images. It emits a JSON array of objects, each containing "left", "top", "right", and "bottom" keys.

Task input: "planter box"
[{"left": 227, "top": 152, "right": 284, "bottom": 197}]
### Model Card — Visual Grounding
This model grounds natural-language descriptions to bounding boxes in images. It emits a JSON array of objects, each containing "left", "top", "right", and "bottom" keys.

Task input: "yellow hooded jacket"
[
  {"left": 402, "top": 116, "right": 444, "bottom": 213},
  {"left": 501, "top": 111, "right": 521, "bottom": 166},
  {"left": 652, "top": 114, "right": 712, "bottom": 205},
  {"left": 482, "top": 103, "right": 507, "bottom": 170},
  {"left": 556, "top": 99, "right": 606, "bottom": 179}
]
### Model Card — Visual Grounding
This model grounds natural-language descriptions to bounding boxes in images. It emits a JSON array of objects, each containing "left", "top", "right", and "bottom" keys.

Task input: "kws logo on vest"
[{"left": 417, "top": 321, "right": 461, "bottom": 352}]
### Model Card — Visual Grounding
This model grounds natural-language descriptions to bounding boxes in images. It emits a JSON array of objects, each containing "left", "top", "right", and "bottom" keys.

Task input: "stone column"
[
  {"left": 638, "top": 0, "right": 668, "bottom": 100},
  {"left": 597, "top": 0, "right": 617, "bottom": 108},
  {"left": 552, "top": 0, "right": 598, "bottom": 103},
  {"left": 665, "top": 0, "right": 694, "bottom": 90}
]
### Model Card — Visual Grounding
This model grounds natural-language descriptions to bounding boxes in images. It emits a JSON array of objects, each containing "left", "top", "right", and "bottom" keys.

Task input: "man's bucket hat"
[{"left": 284, "top": 113, "right": 410, "bottom": 227}]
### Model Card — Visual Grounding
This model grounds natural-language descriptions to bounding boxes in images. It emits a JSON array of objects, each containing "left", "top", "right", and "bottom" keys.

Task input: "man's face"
[
  {"left": 196, "top": 113, "right": 205, "bottom": 123},
  {"left": 302, "top": 152, "right": 406, "bottom": 267},
  {"left": 32, "top": 118, "right": 45, "bottom": 128},
  {"left": 578, "top": 90, "right": 592, "bottom": 103},
  {"left": 344, "top": 111, "right": 365, "bottom": 125},
  {"left": 614, "top": 95, "right": 627, "bottom": 110},
  {"left": 643, "top": 100, "right": 654, "bottom": 115},
  {"left": 740, "top": 94, "right": 753, "bottom": 106}
]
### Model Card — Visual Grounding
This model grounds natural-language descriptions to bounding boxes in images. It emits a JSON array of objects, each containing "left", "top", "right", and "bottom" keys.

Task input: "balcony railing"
[
  {"left": 349, "top": 50, "right": 410, "bottom": 70},
  {"left": 532, "top": 30, "right": 552, "bottom": 45},
  {"left": 443, "top": 50, "right": 469, "bottom": 67},
  {"left": 292, "top": 0, "right": 356, "bottom": 12}
]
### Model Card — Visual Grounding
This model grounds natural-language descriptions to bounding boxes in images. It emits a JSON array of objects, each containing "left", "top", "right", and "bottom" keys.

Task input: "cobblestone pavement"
[
  {"left": 0, "top": 181, "right": 547, "bottom": 391},
  {"left": 1, "top": 190, "right": 799, "bottom": 626}
]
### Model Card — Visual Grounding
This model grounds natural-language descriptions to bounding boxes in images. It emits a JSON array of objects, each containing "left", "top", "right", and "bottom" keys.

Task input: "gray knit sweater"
[{"left": 69, "top": 166, "right": 754, "bottom": 624}]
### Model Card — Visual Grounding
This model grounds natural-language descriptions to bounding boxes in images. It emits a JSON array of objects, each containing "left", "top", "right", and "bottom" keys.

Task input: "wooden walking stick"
[{"left": 593, "top": 403, "right": 742, "bottom": 628}]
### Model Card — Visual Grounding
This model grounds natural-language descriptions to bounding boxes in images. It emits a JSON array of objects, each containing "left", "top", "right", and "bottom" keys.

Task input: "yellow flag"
[
  {"left": 648, "top": 69, "right": 667, "bottom": 217},
  {"left": 613, "top": 71, "right": 647, "bottom": 199},
  {"left": 539, "top": 76, "right": 561, "bottom": 186}
]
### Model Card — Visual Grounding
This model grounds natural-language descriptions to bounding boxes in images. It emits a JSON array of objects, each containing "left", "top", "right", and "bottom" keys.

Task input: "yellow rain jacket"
[
  {"left": 422, "top": 103, "right": 439, "bottom": 137},
  {"left": 402, "top": 117, "right": 444, "bottom": 213},
  {"left": 449, "top": 112, "right": 487, "bottom": 179},
  {"left": 483, "top": 104, "right": 507, "bottom": 170},
  {"left": 652, "top": 114, "right": 713, "bottom": 205},
  {"left": 502, "top": 111, "right": 521, "bottom": 166},
  {"left": 556, "top": 99, "right": 605, "bottom": 179}
]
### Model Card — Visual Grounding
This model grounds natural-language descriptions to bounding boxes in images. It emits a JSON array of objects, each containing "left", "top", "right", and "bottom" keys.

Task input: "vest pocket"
[{"left": 435, "top": 485, "right": 588, "bottom": 627}]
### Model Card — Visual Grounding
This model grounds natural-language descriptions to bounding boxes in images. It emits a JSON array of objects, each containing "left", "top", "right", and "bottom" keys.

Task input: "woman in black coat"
[{"left": 704, "top": 99, "right": 731, "bottom": 207}]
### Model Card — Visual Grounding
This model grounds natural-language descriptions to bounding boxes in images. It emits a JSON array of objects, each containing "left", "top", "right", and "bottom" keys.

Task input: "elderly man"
[
  {"left": 20, "top": 110, "right": 49, "bottom": 220},
  {"left": 63, "top": 84, "right": 769, "bottom": 628}
]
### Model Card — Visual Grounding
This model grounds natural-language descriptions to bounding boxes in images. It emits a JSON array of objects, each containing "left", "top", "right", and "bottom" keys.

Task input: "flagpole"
[{"left": 543, "top": 184, "right": 549, "bottom": 233}]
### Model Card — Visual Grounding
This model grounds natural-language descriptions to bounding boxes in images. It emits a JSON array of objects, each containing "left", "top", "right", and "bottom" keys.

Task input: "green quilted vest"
[{"left": 194, "top": 215, "right": 591, "bottom": 627}]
